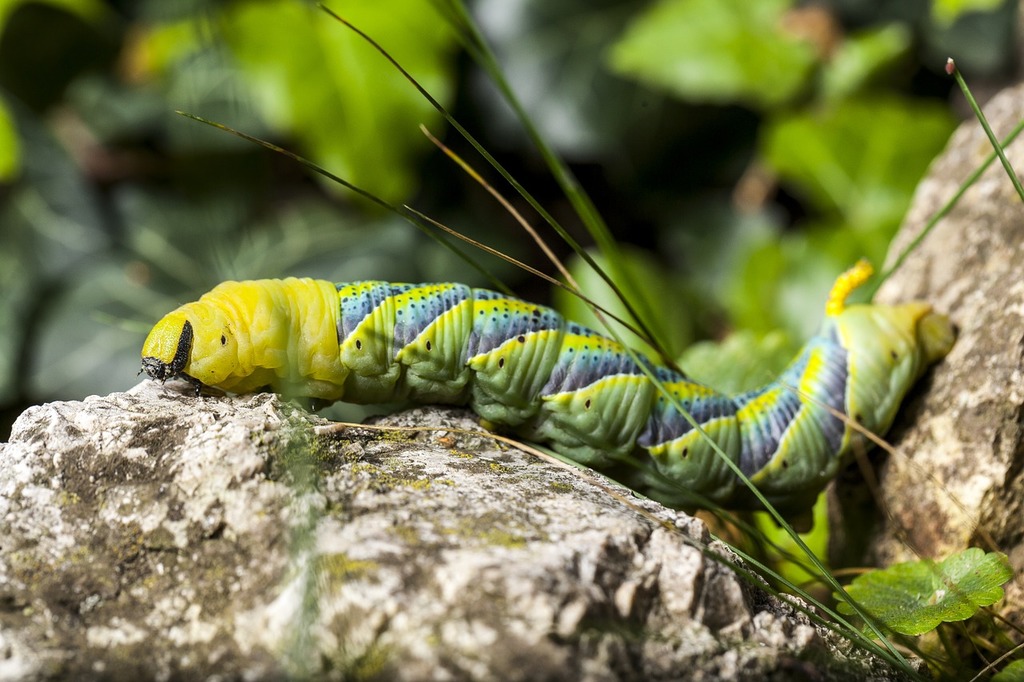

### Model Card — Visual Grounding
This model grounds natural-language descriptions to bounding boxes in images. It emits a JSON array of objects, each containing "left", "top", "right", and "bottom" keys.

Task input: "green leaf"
[
  {"left": 608, "top": 0, "right": 817, "bottom": 109},
  {"left": 753, "top": 491, "right": 831, "bottom": 589},
  {"left": 219, "top": 0, "right": 457, "bottom": 202},
  {"left": 931, "top": 0, "right": 1004, "bottom": 26},
  {"left": 723, "top": 220, "right": 872, "bottom": 339},
  {"left": 0, "top": 94, "right": 19, "bottom": 181},
  {"left": 554, "top": 248, "right": 694, "bottom": 362},
  {"left": 761, "top": 96, "right": 955, "bottom": 231},
  {"left": 837, "top": 548, "right": 1013, "bottom": 636},
  {"left": 677, "top": 329, "right": 794, "bottom": 395},
  {"left": 821, "top": 24, "right": 911, "bottom": 101},
  {"left": 993, "top": 659, "right": 1024, "bottom": 682},
  {"left": 126, "top": 18, "right": 204, "bottom": 78}
]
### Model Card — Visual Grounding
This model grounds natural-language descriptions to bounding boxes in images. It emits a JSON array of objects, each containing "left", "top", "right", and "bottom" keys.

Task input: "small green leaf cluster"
[
  {"left": 837, "top": 548, "right": 1018, "bottom": 677},
  {"left": 838, "top": 548, "right": 1012, "bottom": 636}
]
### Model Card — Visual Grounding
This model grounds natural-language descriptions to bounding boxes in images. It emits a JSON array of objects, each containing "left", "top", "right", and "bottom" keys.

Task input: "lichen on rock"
[{"left": 0, "top": 380, "right": 905, "bottom": 680}]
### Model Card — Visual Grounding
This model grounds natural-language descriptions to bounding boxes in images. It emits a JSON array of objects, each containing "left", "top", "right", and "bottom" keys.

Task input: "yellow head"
[{"left": 141, "top": 301, "right": 241, "bottom": 392}]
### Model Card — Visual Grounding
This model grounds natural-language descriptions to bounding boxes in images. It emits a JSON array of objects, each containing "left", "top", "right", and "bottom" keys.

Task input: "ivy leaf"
[
  {"left": 677, "top": 330, "right": 794, "bottom": 395},
  {"left": 837, "top": 548, "right": 1013, "bottom": 636},
  {"left": 608, "top": 0, "right": 817, "bottom": 109},
  {"left": 820, "top": 24, "right": 911, "bottom": 101},
  {"left": 219, "top": 0, "right": 456, "bottom": 202},
  {"left": 555, "top": 248, "right": 694, "bottom": 362},
  {"left": 993, "top": 659, "right": 1024, "bottom": 682},
  {"left": 761, "top": 96, "right": 954, "bottom": 232}
]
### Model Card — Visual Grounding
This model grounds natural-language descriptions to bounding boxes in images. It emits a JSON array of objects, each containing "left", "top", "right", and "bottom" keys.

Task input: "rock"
[
  {"left": 0, "top": 381, "right": 905, "bottom": 681},
  {"left": 840, "top": 83, "right": 1024, "bottom": 612}
]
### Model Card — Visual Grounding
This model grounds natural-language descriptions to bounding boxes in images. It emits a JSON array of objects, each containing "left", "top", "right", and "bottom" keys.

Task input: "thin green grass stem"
[{"left": 948, "top": 59, "right": 1024, "bottom": 202}]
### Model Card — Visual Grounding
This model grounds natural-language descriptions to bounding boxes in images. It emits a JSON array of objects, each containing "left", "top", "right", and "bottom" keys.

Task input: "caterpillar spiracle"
[{"left": 141, "top": 261, "right": 954, "bottom": 515}]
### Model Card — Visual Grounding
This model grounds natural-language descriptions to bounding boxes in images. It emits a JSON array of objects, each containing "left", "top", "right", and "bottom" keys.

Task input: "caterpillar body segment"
[{"left": 141, "top": 264, "right": 954, "bottom": 514}]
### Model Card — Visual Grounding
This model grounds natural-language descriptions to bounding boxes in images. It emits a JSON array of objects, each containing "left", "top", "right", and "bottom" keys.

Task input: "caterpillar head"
[
  {"left": 141, "top": 303, "right": 241, "bottom": 391},
  {"left": 832, "top": 301, "right": 955, "bottom": 437},
  {"left": 822, "top": 260, "right": 954, "bottom": 436}
]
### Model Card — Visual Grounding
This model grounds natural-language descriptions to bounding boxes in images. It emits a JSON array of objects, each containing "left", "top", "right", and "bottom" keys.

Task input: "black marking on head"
[
  {"left": 426, "top": 340, "right": 432, "bottom": 351},
  {"left": 141, "top": 320, "right": 194, "bottom": 383},
  {"left": 221, "top": 334, "right": 227, "bottom": 346},
  {"left": 171, "top": 321, "right": 193, "bottom": 375},
  {"left": 498, "top": 357, "right": 505, "bottom": 369}
]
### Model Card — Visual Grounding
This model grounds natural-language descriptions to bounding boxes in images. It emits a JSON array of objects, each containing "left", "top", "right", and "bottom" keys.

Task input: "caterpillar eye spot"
[
  {"left": 682, "top": 447, "right": 689, "bottom": 458},
  {"left": 584, "top": 399, "right": 592, "bottom": 410},
  {"left": 220, "top": 335, "right": 226, "bottom": 346},
  {"left": 426, "top": 340, "right": 432, "bottom": 351},
  {"left": 355, "top": 339, "right": 362, "bottom": 350},
  {"left": 498, "top": 357, "right": 505, "bottom": 369},
  {"left": 855, "top": 413, "right": 864, "bottom": 423},
  {"left": 781, "top": 459, "right": 789, "bottom": 469}
]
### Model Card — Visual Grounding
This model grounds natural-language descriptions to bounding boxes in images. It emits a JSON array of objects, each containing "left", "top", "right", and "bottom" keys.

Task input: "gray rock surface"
[
  {"left": 0, "top": 381, "right": 903, "bottom": 681},
  {"left": 843, "top": 82, "right": 1024, "bottom": 617}
]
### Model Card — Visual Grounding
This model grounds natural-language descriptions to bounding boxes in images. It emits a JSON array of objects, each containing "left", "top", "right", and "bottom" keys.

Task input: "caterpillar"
[{"left": 141, "top": 261, "right": 954, "bottom": 516}]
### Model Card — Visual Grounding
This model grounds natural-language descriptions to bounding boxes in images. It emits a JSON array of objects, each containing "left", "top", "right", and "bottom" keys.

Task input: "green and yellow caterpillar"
[{"left": 141, "top": 261, "right": 954, "bottom": 515}]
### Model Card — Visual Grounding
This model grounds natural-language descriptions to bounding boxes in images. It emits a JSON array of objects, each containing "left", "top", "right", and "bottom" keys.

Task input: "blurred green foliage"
[
  {"left": 933, "top": 0, "right": 1005, "bottom": 25},
  {"left": 994, "top": 660, "right": 1024, "bottom": 681},
  {"left": 555, "top": 247, "right": 695, "bottom": 362},
  {"left": 0, "top": 0, "right": 1018, "bottom": 436},
  {"left": 610, "top": 0, "right": 820, "bottom": 109},
  {"left": 0, "top": 94, "right": 18, "bottom": 179},
  {"left": 216, "top": 0, "right": 456, "bottom": 201}
]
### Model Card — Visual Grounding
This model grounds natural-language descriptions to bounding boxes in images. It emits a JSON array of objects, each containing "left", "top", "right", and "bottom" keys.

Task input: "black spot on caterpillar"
[{"left": 141, "top": 262, "right": 954, "bottom": 515}]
